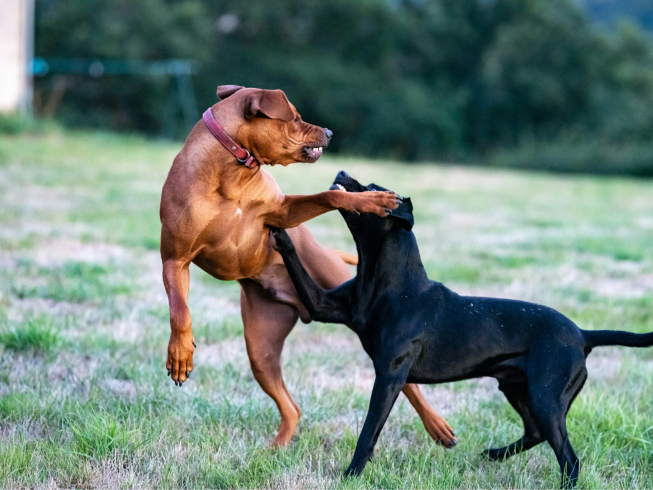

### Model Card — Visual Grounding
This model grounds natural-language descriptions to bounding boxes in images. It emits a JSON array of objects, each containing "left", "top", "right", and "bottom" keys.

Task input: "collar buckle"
[{"left": 237, "top": 149, "right": 256, "bottom": 168}]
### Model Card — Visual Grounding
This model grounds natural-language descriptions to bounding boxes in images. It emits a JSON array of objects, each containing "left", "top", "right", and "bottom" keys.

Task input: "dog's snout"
[
  {"left": 324, "top": 128, "right": 333, "bottom": 140},
  {"left": 338, "top": 170, "right": 349, "bottom": 179}
]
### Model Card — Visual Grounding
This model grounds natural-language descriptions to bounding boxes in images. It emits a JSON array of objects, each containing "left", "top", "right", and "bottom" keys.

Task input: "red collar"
[{"left": 202, "top": 108, "right": 258, "bottom": 168}]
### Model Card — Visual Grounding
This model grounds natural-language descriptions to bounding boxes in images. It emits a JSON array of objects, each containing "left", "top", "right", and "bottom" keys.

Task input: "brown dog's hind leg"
[
  {"left": 163, "top": 259, "right": 196, "bottom": 385},
  {"left": 402, "top": 384, "right": 457, "bottom": 448},
  {"left": 240, "top": 279, "right": 301, "bottom": 448}
]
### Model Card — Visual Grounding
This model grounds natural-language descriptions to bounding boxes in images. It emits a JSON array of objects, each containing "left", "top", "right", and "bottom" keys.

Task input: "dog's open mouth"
[
  {"left": 303, "top": 146, "right": 324, "bottom": 163},
  {"left": 331, "top": 183, "right": 347, "bottom": 191}
]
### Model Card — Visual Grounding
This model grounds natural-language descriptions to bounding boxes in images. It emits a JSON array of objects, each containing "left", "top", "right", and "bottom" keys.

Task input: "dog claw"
[
  {"left": 186, "top": 371, "right": 191, "bottom": 378},
  {"left": 192, "top": 341, "right": 197, "bottom": 348},
  {"left": 167, "top": 369, "right": 171, "bottom": 376}
]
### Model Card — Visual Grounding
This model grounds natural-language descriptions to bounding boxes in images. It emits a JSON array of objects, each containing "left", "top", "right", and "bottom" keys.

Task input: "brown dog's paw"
[
  {"left": 353, "top": 191, "right": 402, "bottom": 217},
  {"left": 422, "top": 410, "right": 457, "bottom": 448},
  {"left": 166, "top": 331, "right": 195, "bottom": 386}
]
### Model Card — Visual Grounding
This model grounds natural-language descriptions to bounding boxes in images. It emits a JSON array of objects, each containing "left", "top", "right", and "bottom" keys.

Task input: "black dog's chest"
[
  {"left": 351, "top": 317, "right": 378, "bottom": 359},
  {"left": 352, "top": 302, "right": 421, "bottom": 360}
]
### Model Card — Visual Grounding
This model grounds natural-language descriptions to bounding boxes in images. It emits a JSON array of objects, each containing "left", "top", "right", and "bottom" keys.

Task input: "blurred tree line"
[
  {"left": 581, "top": 0, "right": 653, "bottom": 32},
  {"left": 35, "top": 0, "right": 653, "bottom": 175}
]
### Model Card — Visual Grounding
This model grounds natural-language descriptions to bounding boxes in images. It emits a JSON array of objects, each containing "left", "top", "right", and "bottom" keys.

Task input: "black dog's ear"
[
  {"left": 217, "top": 85, "right": 244, "bottom": 99},
  {"left": 390, "top": 197, "right": 414, "bottom": 231}
]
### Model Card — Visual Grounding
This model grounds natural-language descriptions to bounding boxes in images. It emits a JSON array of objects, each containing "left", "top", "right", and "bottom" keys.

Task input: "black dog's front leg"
[
  {"left": 344, "top": 375, "right": 406, "bottom": 477},
  {"left": 270, "top": 227, "right": 352, "bottom": 324},
  {"left": 345, "top": 346, "right": 419, "bottom": 477}
]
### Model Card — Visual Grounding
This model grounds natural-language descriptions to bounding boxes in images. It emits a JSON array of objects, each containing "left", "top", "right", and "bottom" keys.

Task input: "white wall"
[{"left": 0, "top": 0, "right": 34, "bottom": 114}]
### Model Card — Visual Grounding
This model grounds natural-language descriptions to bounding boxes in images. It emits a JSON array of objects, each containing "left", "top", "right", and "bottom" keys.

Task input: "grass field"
[{"left": 1, "top": 128, "right": 652, "bottom": 488}]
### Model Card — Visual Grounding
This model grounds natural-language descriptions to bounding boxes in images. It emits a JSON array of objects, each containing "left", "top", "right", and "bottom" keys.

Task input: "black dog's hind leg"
[
  {"left": 483, "top": 380, "right": 543, "bottom": 461},
  {"left": 533, "top": 401, "right": 581, "bottom": 489},
  {"left": 528, "top": 347, "right": 588, "bottom": 489}
]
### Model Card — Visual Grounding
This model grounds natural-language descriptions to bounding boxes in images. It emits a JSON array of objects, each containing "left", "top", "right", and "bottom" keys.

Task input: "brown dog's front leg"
[
  {"left": 402, "top": 384, "right": 457, "bottom": 448},
  {"left": 163, "top": 259, "right": 195, "bottom": 385},
  {"left": 265, "top": 191, "right": 401, "bottom": 229}
]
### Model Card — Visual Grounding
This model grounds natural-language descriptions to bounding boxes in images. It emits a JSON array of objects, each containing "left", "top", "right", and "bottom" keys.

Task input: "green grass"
[
  {"left": 9, "top": 260, "right": 135, "bottom": 303},
  {"left": 68, "top": 404, "right": 147, "bottom": 460},
  {"left": 0, "top": 316, "right": 59, "bottom": 354},
  {"left": 0, "top": 128, "right": 652, "bottom": 488}
]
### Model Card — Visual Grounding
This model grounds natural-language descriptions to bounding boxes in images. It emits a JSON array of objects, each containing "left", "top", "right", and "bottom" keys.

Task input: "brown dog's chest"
[
  {"left": 162, "top": 161, "right": 283, "bottom": 281},
  {"left": 192, "top": 222, "right": 313, "bottom": 320},
  {"left": 191, "top": 204, "right": 274, "bottom": 281}
]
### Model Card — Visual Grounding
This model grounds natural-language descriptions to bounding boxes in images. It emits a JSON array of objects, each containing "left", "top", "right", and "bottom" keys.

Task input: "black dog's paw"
[
  {"left": 343, "top": 463, "right": 364, "bottom": 479},
  {"left": 269, "top": 226, "right": 294, "bottom": 253},
  {"left": 482, "top": 447, "right": 508, "bottom": 462}
]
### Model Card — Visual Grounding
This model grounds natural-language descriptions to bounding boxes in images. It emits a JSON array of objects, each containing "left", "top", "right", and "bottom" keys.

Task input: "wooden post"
[{"left": 0, "top": 0, "right": 35, "bottom": 115}]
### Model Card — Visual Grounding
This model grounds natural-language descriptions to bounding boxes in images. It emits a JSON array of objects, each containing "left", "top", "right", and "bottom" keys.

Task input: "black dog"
[{"left": 270, "top": 170, "right": 653, "bottom": 488}]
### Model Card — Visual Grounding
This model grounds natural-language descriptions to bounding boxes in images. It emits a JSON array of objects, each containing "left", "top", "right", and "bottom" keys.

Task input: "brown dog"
[{"left": 160, "top": 85, "right": 456, "bottom": 448}]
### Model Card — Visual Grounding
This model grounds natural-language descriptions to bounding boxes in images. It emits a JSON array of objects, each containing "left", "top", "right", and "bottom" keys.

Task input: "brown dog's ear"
[
  {"left": 217, "top": 85, "right": 245, "bottom": 100},
  {"left": 245, "top": 89, "right": 295, "bottom": 121}
]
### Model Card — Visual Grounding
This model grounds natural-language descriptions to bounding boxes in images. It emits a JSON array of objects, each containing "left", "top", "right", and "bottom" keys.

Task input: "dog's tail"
[
  {"left": 583, "top": 329, "right": 653, "bottom": 349},
  {"left": 331, "top": 249, "right": 358, "bottom": 266}
]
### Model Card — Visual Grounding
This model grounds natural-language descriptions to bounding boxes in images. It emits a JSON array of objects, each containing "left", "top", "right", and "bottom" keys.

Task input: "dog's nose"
[
  {"left": 324, "top": 128, "right": 333, "bottom": 140},
  {"left": 338, "top": 170, "right": 349, "bottom": 179}
]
